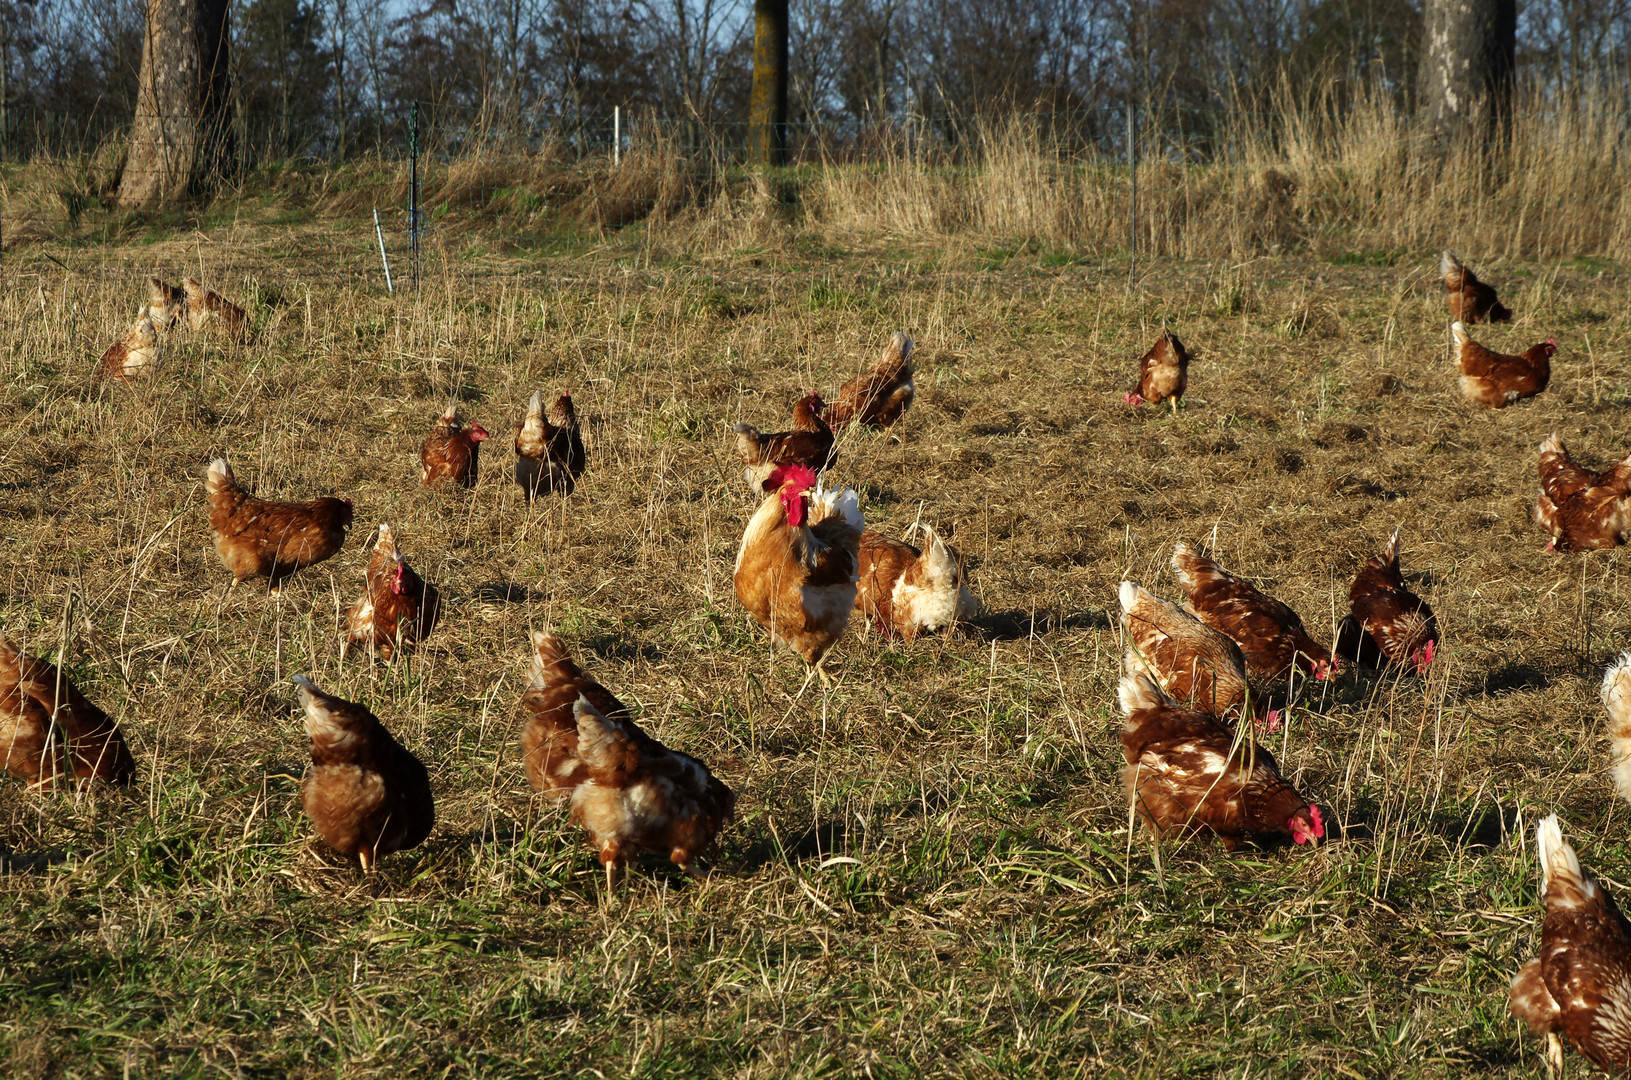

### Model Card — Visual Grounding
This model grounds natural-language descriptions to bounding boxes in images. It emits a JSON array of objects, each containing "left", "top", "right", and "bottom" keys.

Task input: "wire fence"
[{"left": 4, "top": 93, "right": 1631, "bottom": 274}]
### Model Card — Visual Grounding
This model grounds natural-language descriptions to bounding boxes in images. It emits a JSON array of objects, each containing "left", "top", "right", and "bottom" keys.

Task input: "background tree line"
[{"left": 1, "top": 0, "right": 1627, "bottom": 159}]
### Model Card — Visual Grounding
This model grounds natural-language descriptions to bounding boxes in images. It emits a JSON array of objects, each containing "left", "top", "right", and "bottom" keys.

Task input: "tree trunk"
[
  {"left": 1416, "top": 0, "right": 1516, "bottom": 132},
  {"left": 118, "top": 0, "right": 233, "bottom": 208},
  {"left": 748, "top": 0, "right": 788, "bottom": 167}
]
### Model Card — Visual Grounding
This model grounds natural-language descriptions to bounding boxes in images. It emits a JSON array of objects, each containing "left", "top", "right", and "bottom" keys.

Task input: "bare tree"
[
  {"left": 118, "top": 0, "right": 233, "bottom": 205},
  {"left": 748, "top": 0, "right": 785, "bottom": 163},
  {"left": 1418, "top": 0, "right": 1515, "bottom": 129}
]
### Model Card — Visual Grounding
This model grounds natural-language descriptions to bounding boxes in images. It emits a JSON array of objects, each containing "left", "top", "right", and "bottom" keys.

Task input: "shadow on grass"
[
  {"left": 972, "top": 607, "right": 1109, "bottom": 641},
  {"left": 471, "top": 581, "right": 545, "bottom": 605}
]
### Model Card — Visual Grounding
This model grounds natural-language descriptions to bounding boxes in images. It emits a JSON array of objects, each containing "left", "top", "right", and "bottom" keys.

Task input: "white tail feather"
[
  {"left": 1451, "top": 321, "right": 1470, "bottom": 348},
  {"left": 1536, "top": 814, "right": 1581, "bottom": 892},
  {"left": 1602, "top": 654, "right": 1631, "bottom": 804},
  {"left": 1117, "top": 672, "right": 1166, "bottom": 716}
]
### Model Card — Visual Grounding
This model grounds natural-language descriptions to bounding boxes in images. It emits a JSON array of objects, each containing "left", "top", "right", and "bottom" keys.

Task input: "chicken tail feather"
[{"left": 1603, "top": 654, "right": 1631, "bottom": 805}]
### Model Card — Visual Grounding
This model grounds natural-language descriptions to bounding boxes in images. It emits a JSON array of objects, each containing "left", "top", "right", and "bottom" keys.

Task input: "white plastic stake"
[
  {"left": 373, "top": 208, "right": 394, "bottom": 295},
  {"left": 613, "top": 105, "right": 620, "bottom": 165}
]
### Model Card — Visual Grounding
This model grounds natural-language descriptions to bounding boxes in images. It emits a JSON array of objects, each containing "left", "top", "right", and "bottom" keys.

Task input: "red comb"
[{"left": 767, "top": 462, "right": 817, "bottom": 493}]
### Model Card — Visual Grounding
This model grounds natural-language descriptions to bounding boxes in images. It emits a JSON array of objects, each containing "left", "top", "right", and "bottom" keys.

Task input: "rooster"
[
  {"left": 1333, "top": 528, "right": 1438, "bottom": 674},
  {"left": 569, "top": 695, "right": 736, "bottom": 890},
  {"left": 824, "top": 333, "right": 915, "bottom": 430},
  {"left": 1125, "top": 330, "right": 1189, "bottom": 413},
  {"left": 206, "top": 459, "right": 353, "bottom": 591},
  {"left": 515, "top": 391, "right": 585, "bottom": 498},
  {"left": 1118, "top": 672, "right": 1324, "bottom": 850},
  {"left": 97, "top": 313, "right": 162, "bottom": 381},
  {"left": 1534, "top": 435, "right": 1631, "bottom": 552},
  {"left": 345, "top": 524, "right": 440, "bottom": 659},
  {"left": 1440, "top": 251, "right": 1512, "bottom": 324},
  {"left": 1510, "top": 815, "right": 1631, "bottom": 1076},
  {"left": 734, "top": 463, "right": 863, "bottom": 682},
  {"left": 518, "top": 632, "right": 631, "bottom": 796},
  {"left": 292, "top": 675, "right": 434, "bottom": 872},
  {"left": 0, "top": 638, "right": 136, "bottom": 789},
  {"left": 734, "top": 393, "right": 836, "bottom": 491},
  {"left": 854, "top": 525, "right": 978, "bottom": 641},
  {"left": 1453, "top": 322, "right": 1554, "bottom": 409},
  {"left": 420, "top": 404, "right": 489, "bottom": 488},
  {"left": 181, "top": 277, "right": 249, "bottom": 337},
  {"left": 1601, "top": 655, "right": 1631, "bottom": 807},
  {"left": 1171, "top": 542, "right": 1336, "bottom": 683},
  {"left": 147, "top": 277, "right": 186, "bottom": 330},
  {"left": 1119, "top": 580, "right": 1279, "bottom": 728}
]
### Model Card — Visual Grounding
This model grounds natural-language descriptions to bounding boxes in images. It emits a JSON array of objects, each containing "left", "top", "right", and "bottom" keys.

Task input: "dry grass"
[
  {"left": 6, "top": 80, "right": 1630, "bottom": 265},
  {"left": 0, "top": 218, "right": 1628, "bottom": 1077}
]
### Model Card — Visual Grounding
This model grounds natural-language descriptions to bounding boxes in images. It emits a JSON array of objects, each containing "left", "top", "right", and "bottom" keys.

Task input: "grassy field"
[{"left": 0, "top": 216, "right": 1628, "bottom": 1078}]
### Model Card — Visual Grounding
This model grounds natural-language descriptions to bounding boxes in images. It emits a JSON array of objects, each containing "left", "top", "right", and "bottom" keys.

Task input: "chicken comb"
[{"left": 767, "top": 462, "right": 817, "bottom": 494}]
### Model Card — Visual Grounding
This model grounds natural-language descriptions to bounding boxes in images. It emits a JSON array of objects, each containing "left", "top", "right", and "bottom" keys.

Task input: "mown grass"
[{"left": 0, "top": 223, "right": 1627, "bottom": 1078}]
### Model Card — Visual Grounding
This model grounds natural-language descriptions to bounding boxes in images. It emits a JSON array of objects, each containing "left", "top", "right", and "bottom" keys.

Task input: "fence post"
[
  {"left": 373, "top": 209, "right": 394, "bottom": 295},
  {"left": 1127, "top": 99, "right": 1137, "bottom": 293},
  {"left": 409, "top": 101, "right": 421, "bottom": 290},
  {"left": 613, "top": 105, "right": 620, "bottom": 166}
]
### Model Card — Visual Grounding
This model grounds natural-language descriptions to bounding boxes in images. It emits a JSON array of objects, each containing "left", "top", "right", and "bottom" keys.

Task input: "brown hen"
[
  {"left": 1119, "top": 672, "right": 1324, "bottom": 850},
  {"left": 420, "top": 404, "right": 489, "bottom": 488},
  {"left": 518, "top": 632, "right": 632, "bottom": 796},
  {"left": 854, "top": 525, "right": 978, "bottom": 641},
  {"left": 569, "top": 694, "right": 736, "bottom": 890},
  {"left": 824, "top": 333, "right": 915, "bottom": 430},
  {"left": 1453, "top": 321, "right": 1554, "bottom": 408},
  {"left": 1125, "top": 330, "right": 1189, "bottom": 412},
  {"left": 182, "top": 277, "right": 249, "bottom": 337},
  {"left": 734, "top": 463, "right": 863, "bottom": 681},
  {"left": 1534, "top": 434, "right": 1631, "bottom": 552},
  {"left": 1171, "top": 542, "right": 1336, "bottom": 683},
  {"left": 734, "top": 393, "right": 837, "bottom": 491},
  {"left": 97, "top": 313, "right": 163, "bottom": 382},
  {"left": 1119, "top": 580, "right": 1274, "bottom": 726},
  {"left": 1333, "top": 528, "right": 1438, "bottom": 674},
  {"left": 206, "top": 458, "right": 353, "bottom": 590},
  {"left": 0, "top": 638, "right": 136, "bottom": 789},
  {"left": 1440, "top": 251, "right": 1512, "bottom": 324},
  {"left": 515, "top": 390, "right": 585, "bottom": 498},
  {"left": 293, "top": 675, "right": 434, "bottom": 872},
  {"left": 1510, "top": 815, "right": 1631, "bottom": 1076},
  {"left": 345, "top": 524, "right": 441, "bottom": 658}
]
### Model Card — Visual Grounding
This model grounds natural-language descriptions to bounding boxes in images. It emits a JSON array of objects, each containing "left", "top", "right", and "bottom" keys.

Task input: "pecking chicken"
[
  {"left": 515, "top": 390, "right": 585, "bottom": 499},
  {"left": 853, "top": 524, "right": 978, "bottom": 641},
  {"left": 1119, "top": 671, "right": 1324, "bottom": 850},
  {"left": 1125, "top": 329, "right": 1190, "bottom": 412},
  {"left": 734, "top": 462, "right": 863, "bottom": 681},
  {"left": 734, "top": 393, "right": 837, "bottom": 491},
  {"left": 420, "top": 404, "right": 489, "bottom": 488},
  {"left": 0, "top": 637, "right": 136, "bottom": 789},
  {"left": 292, "top": 675, "right": 434, "bottom": 872},
  {"left": 1440, "top": 251, "right": 1512, "bottom": 324},
  {"left": 824, "top": 333, "right": 915, "bottom": 430},
  {"left": 1453, "top": 322, "right": 1554, "bottom": 409},
  {"left": 1119, "top": 580, "right": 1278, "bottom": 727},
  {"left": 1510, "top": 815, "right": 1631, "bottom": 1076},
  {"left": 147, "top": 277, "right": 187, "bottom": 330},
  {"left": 206, "top": 458, "right": 354, "bottom": 591},
  {"left": 345, "top": 524, "right": 440, "bottom": 658},
  {"left": 1171, "top": 541, "right": 1336, "bottom": 683},
  {"left": 1534, "top": 435, "right": 1631, "bottom": 552},
  {"left": 182, "top": 277, "right": 249, "bottom": 337},
  {"left": 1333, "top": 527, "right": 1438, "bottom": 674},
  {"left": 1602, "top": 655, "right": 1631, "bottom": 807},
  {"left": 569, "top": 694, "right": 736, "bottom": 890},
  {"left": 518, "top": 632, "right": 631, "bottom": 796},
  {"left": 97, "top": 313, "right": 162, "bottom": 381},
  {"left": 515, "top": 633, "right": 734, "bottom": 888}
]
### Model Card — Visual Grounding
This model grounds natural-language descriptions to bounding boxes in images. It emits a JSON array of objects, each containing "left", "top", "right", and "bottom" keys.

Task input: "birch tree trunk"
[
  {"left": 1417, "top": 0, "right": 1516, "bottom": 133},
  {"left": 118, "top": 0, "right": 233, "bottom": 207}
]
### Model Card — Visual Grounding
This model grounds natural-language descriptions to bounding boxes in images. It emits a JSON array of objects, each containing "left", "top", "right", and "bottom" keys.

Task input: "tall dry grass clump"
[{"left": 3, "top": 77, "right": 1628, "bottom": 259}]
